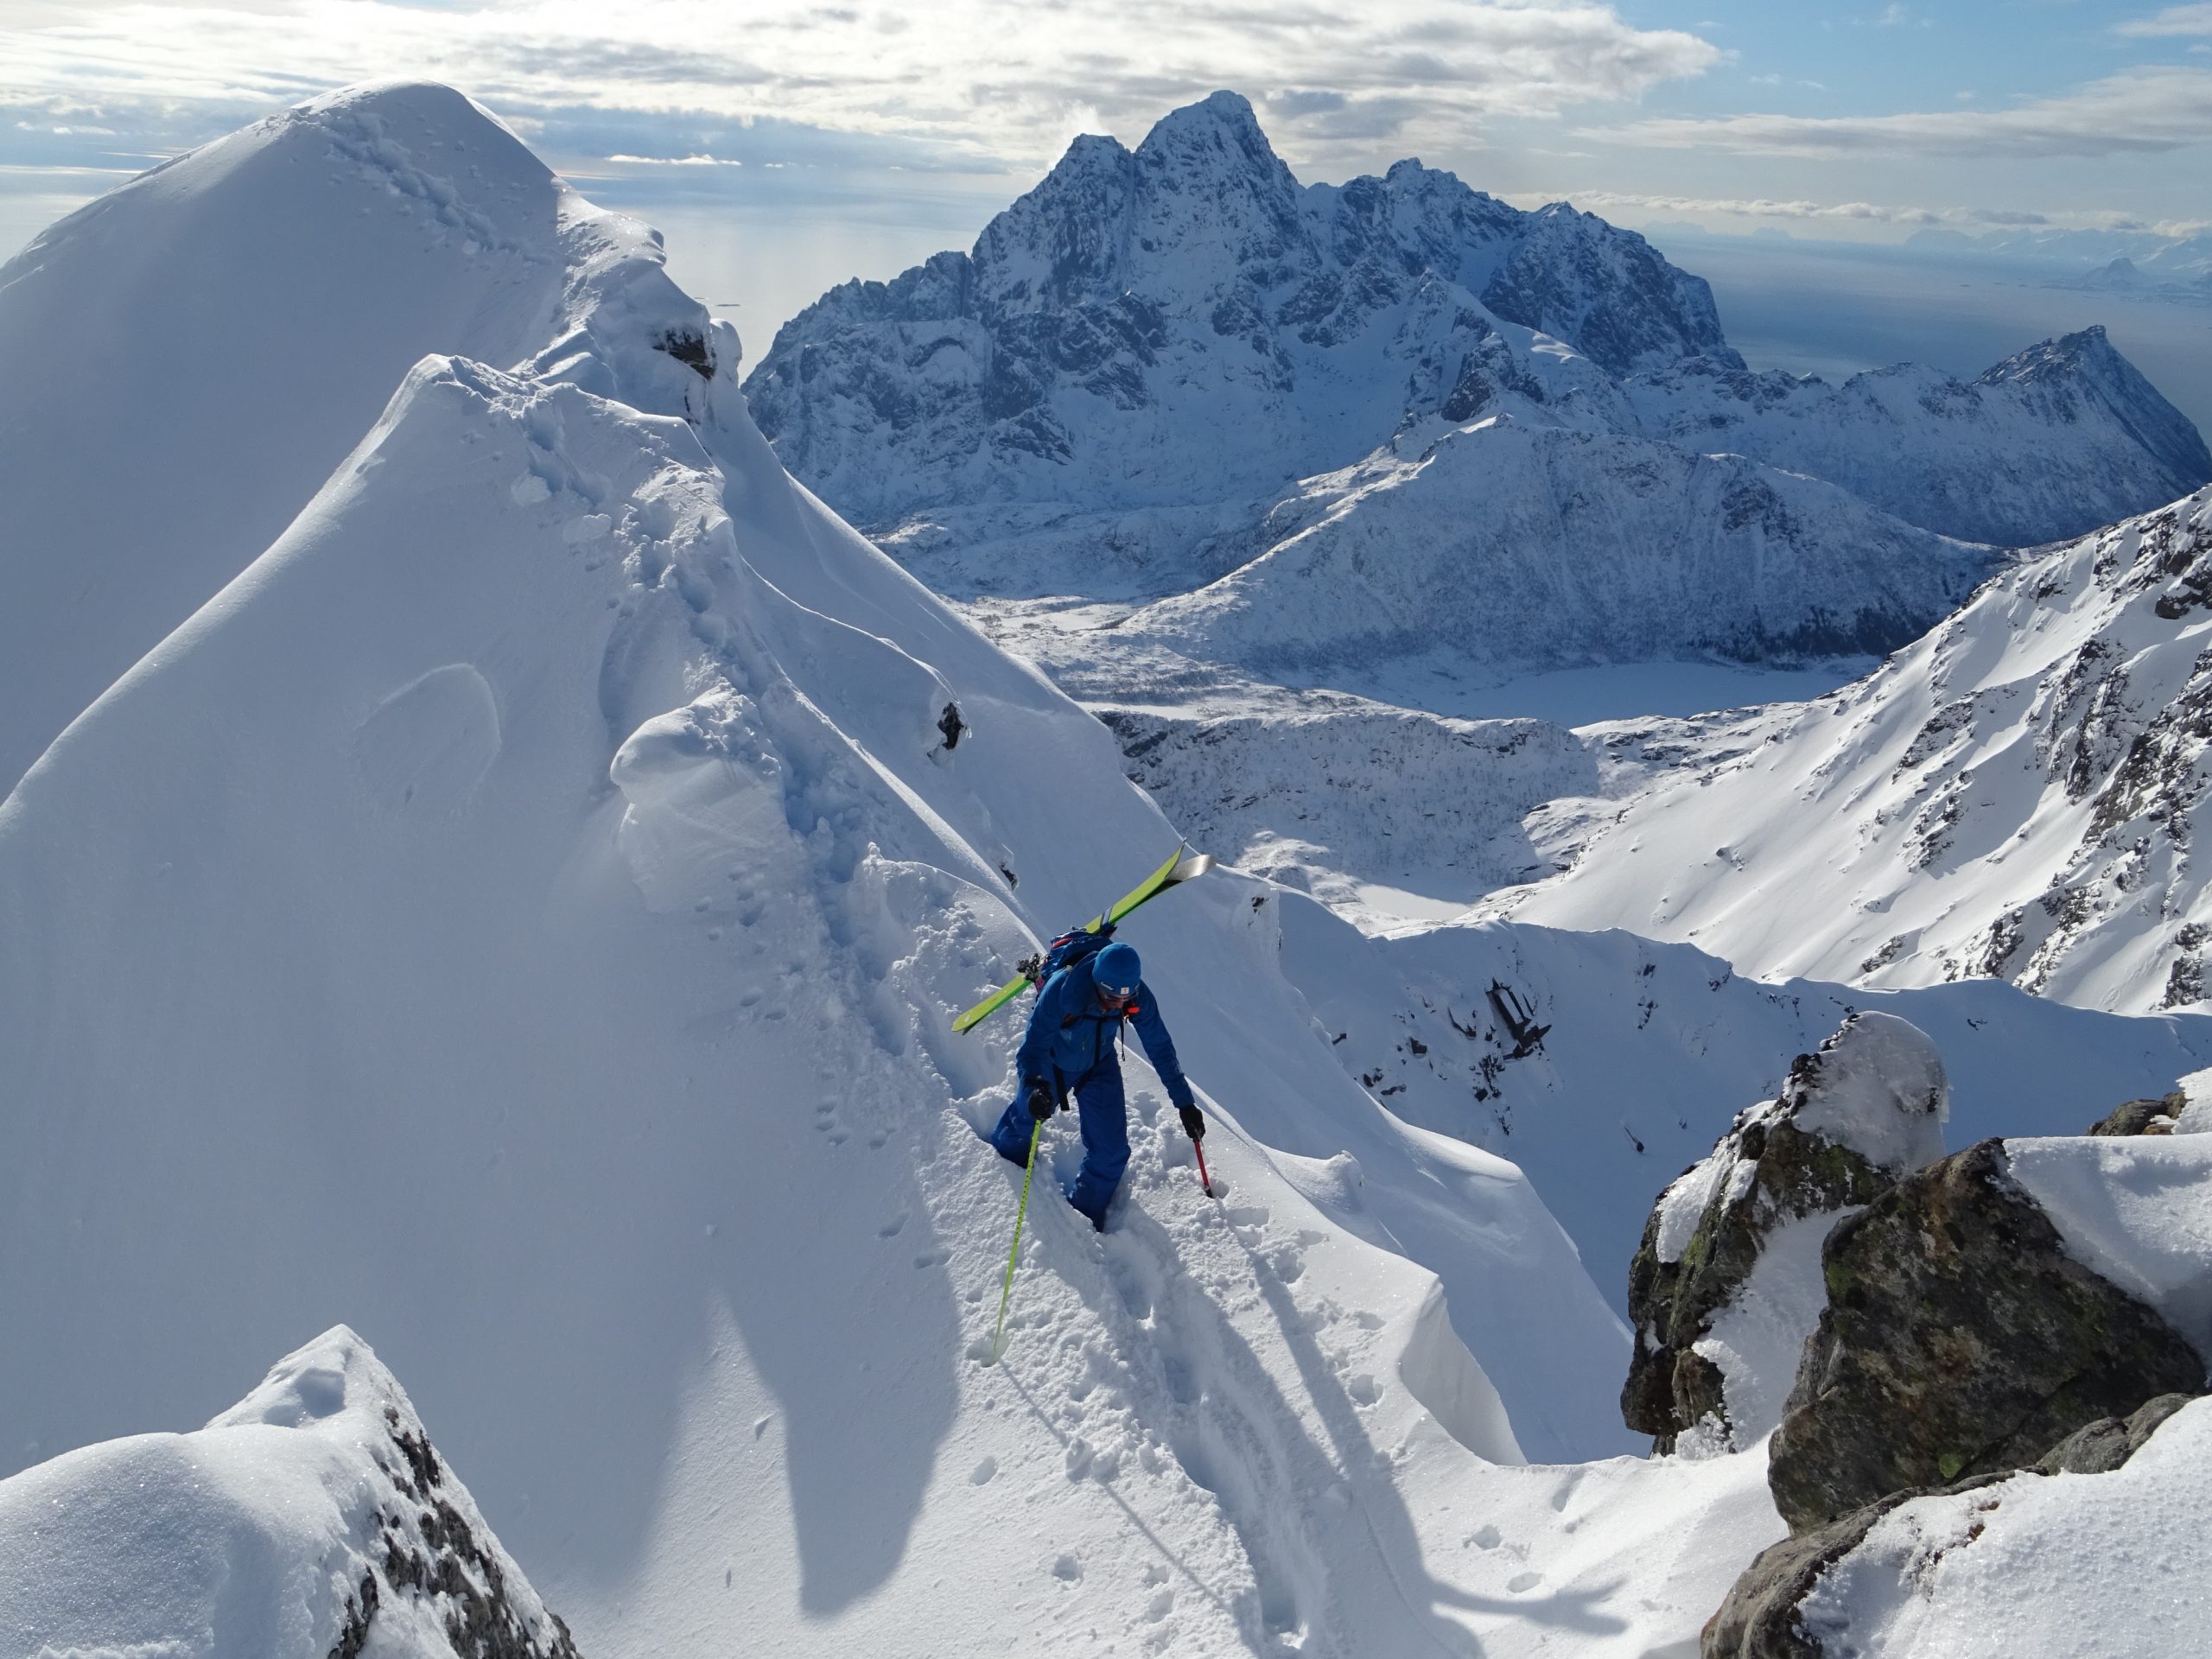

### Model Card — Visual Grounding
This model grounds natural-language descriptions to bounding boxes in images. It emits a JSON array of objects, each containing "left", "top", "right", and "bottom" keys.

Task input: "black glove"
[
  {"left": 1027, "top": 1079, "right": 1057, "bottom": 1121},
  {"left": 1179, "top": 1103, "right": 1205, "bottom": 1141}
]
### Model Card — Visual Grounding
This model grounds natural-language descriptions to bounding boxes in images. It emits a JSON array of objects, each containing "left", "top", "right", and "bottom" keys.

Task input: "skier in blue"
[{"left": 988, "top": 939, "right": 1204, "bottom": 1230}]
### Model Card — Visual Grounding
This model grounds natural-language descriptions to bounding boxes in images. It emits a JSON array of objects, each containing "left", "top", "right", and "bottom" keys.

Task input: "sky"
[{"left": 3, "top": 1, "right": 2209, "bottom": 356}]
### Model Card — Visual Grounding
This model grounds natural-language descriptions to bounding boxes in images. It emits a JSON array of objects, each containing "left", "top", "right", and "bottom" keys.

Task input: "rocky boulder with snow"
[
  {"left": 1623, "top": 1012, "right": 1949, "bottom": 1451},
  {"left": 1705, "top": 1393, "right": 2209, "bottom": 1658},
  {"left": 1769, "top": 1137, "right": 2205, "bottom": 1531},
  {"left": 0, "top": 1327, "right": 580, "bottom": 1659}
]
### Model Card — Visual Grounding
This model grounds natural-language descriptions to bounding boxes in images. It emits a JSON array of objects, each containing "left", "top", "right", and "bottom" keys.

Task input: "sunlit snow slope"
[
  {"left": 0, "top": 82, "right": 1796, "bottom": 1659},
  {"left": 0, "top": 83, "right": 704, "bottom": 796},
  {"left": 1496, "top": 487, "right": 2212, "bottom": 1014}
]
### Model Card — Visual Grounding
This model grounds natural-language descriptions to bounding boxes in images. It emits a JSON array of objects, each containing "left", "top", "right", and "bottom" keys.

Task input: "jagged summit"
[{"left": 746, "top": 89, "right": 1740, "bottom": 531}]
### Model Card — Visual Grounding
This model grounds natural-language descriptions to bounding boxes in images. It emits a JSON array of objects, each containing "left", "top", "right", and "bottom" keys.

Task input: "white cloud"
[
  {"left": 1596, "top": 65, "right": 2212, "bottom": 157},
  {"left": 606, "top": 153, "right": 744, "bottom": 167},
  {"left": 0, "top": 0, "right": 1723, "bottom": 170},
  {"left": 1555, "top": 188, "right": 2209, "bottom": 238},
  {"left": 2118, "top": 3, "right": 2212, "bottom": 36}
]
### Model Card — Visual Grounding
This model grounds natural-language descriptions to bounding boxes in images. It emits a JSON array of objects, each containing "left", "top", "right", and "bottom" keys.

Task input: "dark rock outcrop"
[
  {"left": 2088, "top": 1091, "right": 2184, "bottom": 1136},
  {"left": 1701, "top": 1472, "right": 2009, "bottom": 1659},
  {"left": 1706, "top": 1393, "right": 2201, "bottom": 1657},
  {"left": 2033, "top": 1389, "right": 2196, "bottom": 1474},
  {"left": 1624, "top": 1012, "right": 1946, "bottom": 1450},
  {"left": 1767, "top": 1138, "right": 2205, "bottom": 1531}
]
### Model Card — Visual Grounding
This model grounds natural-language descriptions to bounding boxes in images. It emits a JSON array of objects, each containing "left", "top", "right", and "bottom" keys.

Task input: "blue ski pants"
[{"left": 989, "top": 1061, "right": 1130, "bottom": 1228}]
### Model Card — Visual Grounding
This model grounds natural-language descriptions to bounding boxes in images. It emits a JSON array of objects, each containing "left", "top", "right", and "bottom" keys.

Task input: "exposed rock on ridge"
[
  {"left": 1768, "top": 1137, "right": 2204, "bottom": 1531},
  {"left": 1623, "top": 1013, "right": 1948, "bottom": 1451},
  {"left": 0, "top": 1326, "right": 580, "bottom": 1659}
]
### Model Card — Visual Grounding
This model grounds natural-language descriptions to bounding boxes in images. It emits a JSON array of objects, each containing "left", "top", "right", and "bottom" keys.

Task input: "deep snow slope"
[
  {"left": 1494, "top": 486, "right": 2212, "bottom": 1014},
  {"left": 0, "top": 81, "right": 717, "bottom": 796},
  {"left": 0, "top": 82, "right": 1805, "bottom": 1658},
  {"left": 1626, "top": 327, "right": 2212, "bottom": 549},
  {"left": 0, "top": 1327, "right": 582, "bottom": 1659},
  {"left": 744, "top": 91, "right": 1701, "bottom": 541}
]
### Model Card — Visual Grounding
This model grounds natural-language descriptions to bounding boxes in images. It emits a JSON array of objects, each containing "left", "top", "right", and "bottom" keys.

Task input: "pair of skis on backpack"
[
  {"left": 952, "top": 843, "right": 1215, "bottom": 1034},
  {"left": 958, "top": 841, "right": 1220, "bottom": 1204}
]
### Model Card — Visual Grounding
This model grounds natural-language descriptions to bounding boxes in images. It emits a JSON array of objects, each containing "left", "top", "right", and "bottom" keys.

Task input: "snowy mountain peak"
[
  {"left": 1135, "top": 87, "right": 1271, "bottom": 155},
  {"left": 1977, "top": 321, "right": 2125, "bottom": 387},
  {"left": 1965, "top": 325, "right": 2211, "bottom": 492},
  {"left": 748, "top": 90, "right": 1750, "bottom": 532}
]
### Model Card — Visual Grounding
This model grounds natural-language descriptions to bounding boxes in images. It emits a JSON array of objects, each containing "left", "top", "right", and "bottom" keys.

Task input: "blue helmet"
[{"left": 1093, "top": 941, "right": 1141, "bottom": 1001}]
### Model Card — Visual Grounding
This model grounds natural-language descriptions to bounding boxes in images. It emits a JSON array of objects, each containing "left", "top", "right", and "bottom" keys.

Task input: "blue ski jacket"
[{"left": 1017, "top": 956, "right": 1194, "bottom": 1109}]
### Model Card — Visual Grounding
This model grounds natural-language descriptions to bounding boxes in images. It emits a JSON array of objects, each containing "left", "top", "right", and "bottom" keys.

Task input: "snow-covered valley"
[{"left": 3, "top": 79, "right": 2210, "bottom": 1659}]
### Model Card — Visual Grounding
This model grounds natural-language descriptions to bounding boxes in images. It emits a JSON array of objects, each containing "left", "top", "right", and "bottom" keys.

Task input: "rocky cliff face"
[
  {"left": 1623, "top": 1013, "right": 1948, "bottom": 1452},
  {"left": 1769, "top": 1138, "right": 2203, "bottom": 1531}
]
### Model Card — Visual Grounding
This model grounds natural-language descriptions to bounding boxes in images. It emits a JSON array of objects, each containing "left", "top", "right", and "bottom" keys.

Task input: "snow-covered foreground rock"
[
  {"left": 1495, "top": 486, "right": 2212, "bottom": 1014},
  {"left": 1623, "top": 1013, "right": 1949, "bottom": 1453},
  {"left": 0, "top": 81, "right": 1815, "bottom": 1658},
  {"left": 1777, "top": 1398, "right": 2212, "bottom": 1658},
  {"left": 0, "top": 1327, "right": 581, "bottom": 1659}
]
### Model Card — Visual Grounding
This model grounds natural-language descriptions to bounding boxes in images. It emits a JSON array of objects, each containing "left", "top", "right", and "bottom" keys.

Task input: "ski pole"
[
  {"left": 1193, "top": 1136, "right": 1215, "bottom": 1198},
  {"left": 987, "top": 1117, "right": 1043, "bottom": 1364}
]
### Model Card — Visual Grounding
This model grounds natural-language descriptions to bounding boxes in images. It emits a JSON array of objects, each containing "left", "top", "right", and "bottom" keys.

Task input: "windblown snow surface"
[{"left": 8, "top": 83, "right": 2212, "bottom": 1659}]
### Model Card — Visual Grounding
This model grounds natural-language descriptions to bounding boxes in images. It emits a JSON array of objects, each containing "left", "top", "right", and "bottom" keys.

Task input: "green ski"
[{"left": 953, "top": 845, "right": 1215, "bottom": 1034}]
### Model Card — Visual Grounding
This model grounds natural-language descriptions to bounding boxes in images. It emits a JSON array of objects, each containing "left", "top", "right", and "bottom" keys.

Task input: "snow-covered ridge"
[
  {"left": 1109, "top": 416, "right": 1999, "bottom": 690},
  {"left": 1496, "top": 485, "right": 2212, "bottom": 1014},
  {"left": 0, "top": 1327, "right": 579, "bottom": 1659},
  {"left": 1624, "top": 325, "right": 2212, "bottom": 547},
  {"left": 0, "top": 78, "right": 726, "bottom": 797}
]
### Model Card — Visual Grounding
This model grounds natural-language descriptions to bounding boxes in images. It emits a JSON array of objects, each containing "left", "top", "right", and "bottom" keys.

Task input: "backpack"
[{"left": 1017, "top": 922, "right": 1117, "bottom": 989}]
